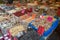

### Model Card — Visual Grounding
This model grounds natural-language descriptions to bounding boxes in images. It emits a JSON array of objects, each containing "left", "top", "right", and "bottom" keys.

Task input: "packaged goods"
[
  {"left": 10, "top": 25, "right": 25, "bottom": 36},
  {"left": 32, "top": 15, "right": 56, "bottom": 31},
  {"left": 20, "top": 28, "right": 40, "bottom": 40}
]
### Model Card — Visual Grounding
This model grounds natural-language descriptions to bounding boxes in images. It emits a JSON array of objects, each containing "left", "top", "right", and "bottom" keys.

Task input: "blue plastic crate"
[
  {"left": 43, "top": 19, "right": 59, "bottom": 36},
  {"left": 28, "top": 19, "right": 59, "bottom": 37}
]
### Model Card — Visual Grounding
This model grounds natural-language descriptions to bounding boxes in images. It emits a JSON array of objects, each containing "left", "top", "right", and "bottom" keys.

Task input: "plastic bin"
[
  {"left": 43, "top": 19, "right": 59, "bottom": 36},
  {"left": 28, "top": 19, "right": 59, "bottom": 37}
]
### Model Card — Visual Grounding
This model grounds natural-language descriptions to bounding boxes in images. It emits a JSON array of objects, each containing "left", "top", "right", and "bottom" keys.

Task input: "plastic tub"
[{"left": 28, "top": 19, "right": 59, "bottom": 37}]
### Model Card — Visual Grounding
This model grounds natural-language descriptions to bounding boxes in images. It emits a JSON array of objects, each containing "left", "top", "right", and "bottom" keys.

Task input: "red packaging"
[
  {"left": 13, "top": 11, "right": 21, "bottom": 17},
  {"left": 28, "top": 8, "right": 33, "bottom": 13},
  {"left": 37, "top": 26, "right": 44, "bottom": 36}
]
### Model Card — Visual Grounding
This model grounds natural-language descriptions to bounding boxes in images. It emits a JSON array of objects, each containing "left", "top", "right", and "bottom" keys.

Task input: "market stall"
[{"left": 0, "top": 0, "right": 59, "bottom": 40}]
